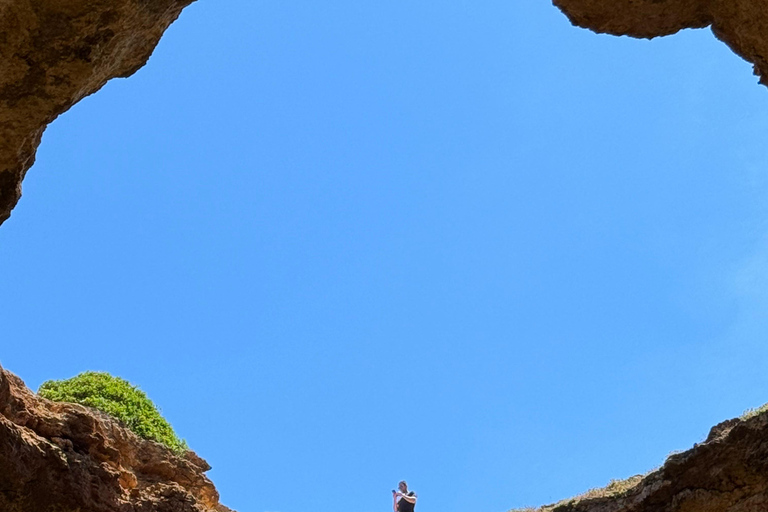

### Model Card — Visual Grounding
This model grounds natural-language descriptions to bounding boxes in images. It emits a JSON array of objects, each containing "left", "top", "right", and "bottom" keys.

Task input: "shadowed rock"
[
  {"left": 554, "top": 0, "right": 768, "bottom": 88},
  {"left": 0, "top": 0, "right": 196, "bottom": 227},
  {"left": 521, "top": 410, "right": 768, "bottom": 512},
  {"left": 0, "top": 365, "right": 234, "bottom": 512}
]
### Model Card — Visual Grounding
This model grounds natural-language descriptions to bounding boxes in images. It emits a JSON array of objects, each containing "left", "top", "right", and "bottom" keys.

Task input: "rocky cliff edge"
[
  {"left": 522, "top": 407, "right": 768, "bottom": 512},
  {"left": 0, "top": 365, "right": 234, "bottom": 512},
  {"left": 0, "top": 0, "right": 196, "bottom": 227},
  {"left": 554, "top": 0, "right": 768, "bottom": 88}
]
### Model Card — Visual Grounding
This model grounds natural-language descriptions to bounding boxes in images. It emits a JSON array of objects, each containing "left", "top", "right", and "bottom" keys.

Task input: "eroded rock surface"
[
  {"left": 0, "top": 365, "right": 234, "bottom": 512},
  {"left": 0, "top": 0, "right": 196, "bottom": 226},
  {"left": 554, "top": 0, "right": 768, "bottom": 88},
  {"left": 527, "top": 411, "right": 768, "bottom": 512}
]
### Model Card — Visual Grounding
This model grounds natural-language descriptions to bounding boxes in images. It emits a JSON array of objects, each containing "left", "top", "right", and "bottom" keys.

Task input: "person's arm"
[
  {"left": 400, "top": 493, "right": 417, "bottom": 504},
  {"left": 393, "top": 492, "right": 399, "bottom": 512}
]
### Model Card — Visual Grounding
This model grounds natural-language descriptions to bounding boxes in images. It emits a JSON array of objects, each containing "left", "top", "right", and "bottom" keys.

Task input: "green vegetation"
[{"left": 38, "top": 371, "right": 188, "bottom": 455}]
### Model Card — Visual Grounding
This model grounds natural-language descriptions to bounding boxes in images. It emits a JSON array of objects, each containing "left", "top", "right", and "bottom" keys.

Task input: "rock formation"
[
  {"left": 0, "top": 0, "right": 196, "bottom": 227},
  {"left": 544, "top": 5, "right": 768, "bottom": 506},
  {"left": 0, "top": 365, "right": 234, "bottom": 512},
  {"left": 554, "top": 0, "right": 768, "bottom": 88},
  {"left": 523, "top": 409, "right": 768, "bottom": 512}
]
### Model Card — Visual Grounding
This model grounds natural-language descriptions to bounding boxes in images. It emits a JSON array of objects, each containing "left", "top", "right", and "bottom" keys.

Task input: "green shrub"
[{"left": 38, "top": 371, "right": 188, "bottom": 455}]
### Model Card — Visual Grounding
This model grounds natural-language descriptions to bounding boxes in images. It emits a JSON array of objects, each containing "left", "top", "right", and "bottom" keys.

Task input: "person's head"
[{"left": 398, "top": 481, "right": 408, "bottom": 493}]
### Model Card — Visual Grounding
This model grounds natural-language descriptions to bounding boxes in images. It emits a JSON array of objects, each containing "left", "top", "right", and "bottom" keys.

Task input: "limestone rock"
[
  {"left": 526, "top": 409, "right": 768, "bottom": 512},
  {"left": 0, "top": 0, "right": 196, "bottom": 226},
  {"left": 554, "top": 0, "right": 768, "bottom": 88},
  {"left": 0, "top": 365, "right": 235, "bottom": 512}
]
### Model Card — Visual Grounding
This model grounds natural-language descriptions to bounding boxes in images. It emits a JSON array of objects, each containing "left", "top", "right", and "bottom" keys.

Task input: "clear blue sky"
[{"left": 2, "top": 1, "right": 768, "bottom": 511}]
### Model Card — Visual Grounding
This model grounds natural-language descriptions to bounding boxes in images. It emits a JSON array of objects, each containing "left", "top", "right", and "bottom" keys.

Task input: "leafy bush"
[{"left": 38, "top": 371, "right": 188, "bottom": 455}]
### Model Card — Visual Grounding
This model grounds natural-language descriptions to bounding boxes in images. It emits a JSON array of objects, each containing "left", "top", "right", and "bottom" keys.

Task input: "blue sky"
[{"left": 3, "top": 1, "right": 768, "bottom": 511}]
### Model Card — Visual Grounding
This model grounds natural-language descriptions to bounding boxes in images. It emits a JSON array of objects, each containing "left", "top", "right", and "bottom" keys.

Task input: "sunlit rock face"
[
  {"left": 0, "top": 0, "right": 196, "bottom": 227},
  {"left": 554, "top": 0, "right": 768, "bottom": 87},
  {"left": 0, "top": 365, "right": 235, "bottom": 512}
]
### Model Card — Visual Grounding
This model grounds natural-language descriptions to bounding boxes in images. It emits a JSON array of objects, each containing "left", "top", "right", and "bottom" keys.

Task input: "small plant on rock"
[
  {"left": 38, "top": 371, "right": 188, "bottom": 455},
  {"left": 741, "top": 402, "right": 768, "bottom": 420}
]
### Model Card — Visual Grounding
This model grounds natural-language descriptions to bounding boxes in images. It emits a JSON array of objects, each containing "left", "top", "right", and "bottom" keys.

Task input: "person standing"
[{"left": 392, "top": 481, "right": 417, "bottom": 512}]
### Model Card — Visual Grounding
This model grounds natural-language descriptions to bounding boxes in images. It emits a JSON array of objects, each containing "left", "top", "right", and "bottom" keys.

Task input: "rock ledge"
[
  {"left": 0, "top": 365, "right": 234, "bottom": 512},
  {"left": 0, "top": 0, "right": 196, "bottom": 226},
  {"left": 525, "top": 408, "right": 768, "bottom": 512},
  {"left": 554, "top": 0, "right": 768, "bottom": 88}
]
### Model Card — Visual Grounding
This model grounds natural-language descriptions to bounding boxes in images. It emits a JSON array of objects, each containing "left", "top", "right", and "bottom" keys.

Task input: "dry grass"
[
  {"left": 571, "top": 474, "right": 645, "bottom": 501},
  {"left": 741, "top": 402, "right": 768, "bottom": 420},
  {"left": 513, "top": 474, "right": 646, "bottom": 512}
]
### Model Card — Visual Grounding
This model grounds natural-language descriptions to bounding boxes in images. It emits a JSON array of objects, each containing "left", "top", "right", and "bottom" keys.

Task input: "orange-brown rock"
[
  {"left": 554, "top": 0, "right": 768, "bottom": 88},
  {"left": 525, "top": 410, "right": 768, "bottom": 512},
  {"left": 0, "top": 365, "right": 234, "bottom": 512},
  {"left": 0, "top": 0, "right": 196, "bottom": 227}
]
